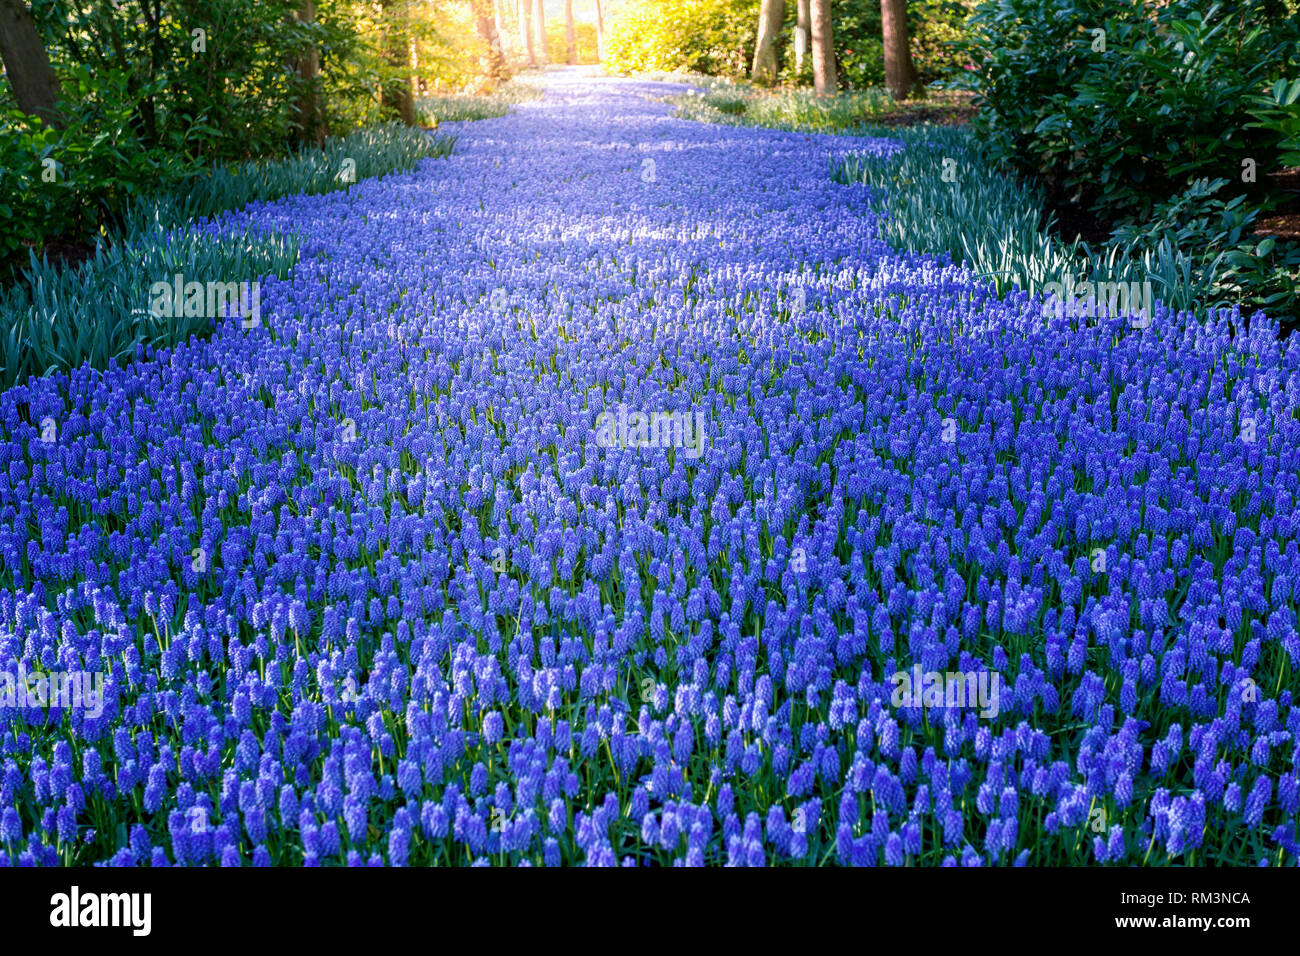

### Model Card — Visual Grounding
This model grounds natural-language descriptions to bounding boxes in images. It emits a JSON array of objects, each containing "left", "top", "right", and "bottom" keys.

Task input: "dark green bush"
[
  {"left": 1, "top": 0, "right": 385, "bottom": 280},
  {"left": 31, "top": 0, "right": 338, "bottom": 162},
  {"left": 0, "top": 74, "right": 198, "bottom": 280},
  {"left": 966, "top": 0, "right": 1300, "bottom": 224},
  {"left": 823, "top": 4, "right": 887, "bottom": 89},
  {"left": 0, "top": 111, "right": 69, "bottom": 268},
  {"left": 1248, "top": 79, "right": 1300, "bottom": 169},
  {"left": 1109, "top": 178, "right": 1300, "bottom": 314}
]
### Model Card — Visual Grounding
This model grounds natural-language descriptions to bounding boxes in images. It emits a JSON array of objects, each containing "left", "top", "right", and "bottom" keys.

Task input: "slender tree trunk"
[
  {"left": 288, "top": 1, "right": 324, "bottom": 146},
  {"left": 595, "top": 0, "right": 606, "bottom": 61},
  {"left": 532, "top": 0, "right": 547, "bottom": 64},
  {"left": 810, "top": 0, "right": 836, "bottom": 94},
  {"left": 881, "top": 0, "right": 918, "bottom": 100},
  {"left": 794, "top": 0, "right": 810, "bottom": 75},
  {"left": 0, "top": 0, "right": 63, "bottom": 128},
  {"left": 136, "top": 0, "right": 162, "bottom": 147},
  {"left": 411, "top": 34, "right": 420, "bottom": 96},
  {"left": 473, "top": 0, "right": 506, "bottom": 79},
  {"left": 564, "top": 0, "right": 576, "bottom": 64},
  {"left": 381, "top": 0, "right": 415, "bottom": 125},
  {"left": 517, "top": 0, "right": 535, "bottom": 66},
  {"left": 751, "top": 0, "right": 784, "bottom": 86}
]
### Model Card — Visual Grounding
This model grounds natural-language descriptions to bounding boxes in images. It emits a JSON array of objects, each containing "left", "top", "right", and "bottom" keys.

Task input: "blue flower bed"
[{"left": 1, "top": 75, "right": 1297, "bottom": 867}]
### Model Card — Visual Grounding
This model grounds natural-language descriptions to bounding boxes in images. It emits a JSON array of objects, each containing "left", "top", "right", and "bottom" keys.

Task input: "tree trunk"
[
  {"left": 751, "top": 0, "right": 784, "bottom": 86},
  {"left": 517, "top": 0, "right": 535, "bottom": 66},
  {"left": 595, "top": 0, "right": 606, "bottom": 61},
  {"left": 881, "top": 0, "right": 917, "bottom": 100},
  {"left": 810, "top": 0, "right": 836, "bottom": 95},
  {"left": 0, "top": 0, "right": 63, "bottom": 128},
  {"left": 472, "top": 0, "right": 506, "bottom": 78},
  {"left": 564, "top": 0, "right": 576, "bottom": 64},
  {"left": 794, "top": 0, "right": 810, "bottom": 75},
  {"left": 381, "top": 0, "right": 415, "bottom": 125},
  {"left": 532, "top": 0, "right": 547, "bottom": 64},
  {"left": 288, "top": 1, "right": 324, "bottom": 146}
]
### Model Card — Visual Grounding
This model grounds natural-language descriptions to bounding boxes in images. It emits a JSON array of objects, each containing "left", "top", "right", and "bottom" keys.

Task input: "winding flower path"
[{"left": 2, "top": 70, "right": 1298, "bottom": 867}]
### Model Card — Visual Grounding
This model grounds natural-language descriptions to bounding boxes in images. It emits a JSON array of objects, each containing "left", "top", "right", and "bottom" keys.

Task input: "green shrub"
[
  {"left": 28, "top": 0, "right": 472, "bottom": 162},
  {"left": 910, "top": 0, "right": 978, "bottom": 83},
  {"left": 33, "top": 0, "right": 323, "bottom": 162},
  {"left": 1248, "top": 78, "right": 1300, "bottom": 169},
  {"left": 823, "top": 4, "right": 887, "bottom": 89},
  {"left": 965, "top": 0, "right": 1300, "bottom": 224},
  {"left": 0, "top": 72, "right": 198, "bottom": 279},
  {"left": 1109, "top": 178, "right": 1300, "bottom": 314},
  {"left": 0, "top": 111, "right": 72, "bottom": 270},
  {"left": 603, "top": 0, "right": 759, "bottom": 78}
]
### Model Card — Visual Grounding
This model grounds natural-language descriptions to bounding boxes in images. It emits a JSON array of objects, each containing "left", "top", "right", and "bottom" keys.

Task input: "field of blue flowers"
[{"left": 2, "top": 72, "right": 1298, "bottom": 867}]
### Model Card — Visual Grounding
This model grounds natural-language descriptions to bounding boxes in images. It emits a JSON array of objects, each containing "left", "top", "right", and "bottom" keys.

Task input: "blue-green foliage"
[
  {"left": 834, "top": 125, "right": 1300, "bottom": 322},
  {"left": 0, "top": 124, "right": 455, "bottom": 391}
]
